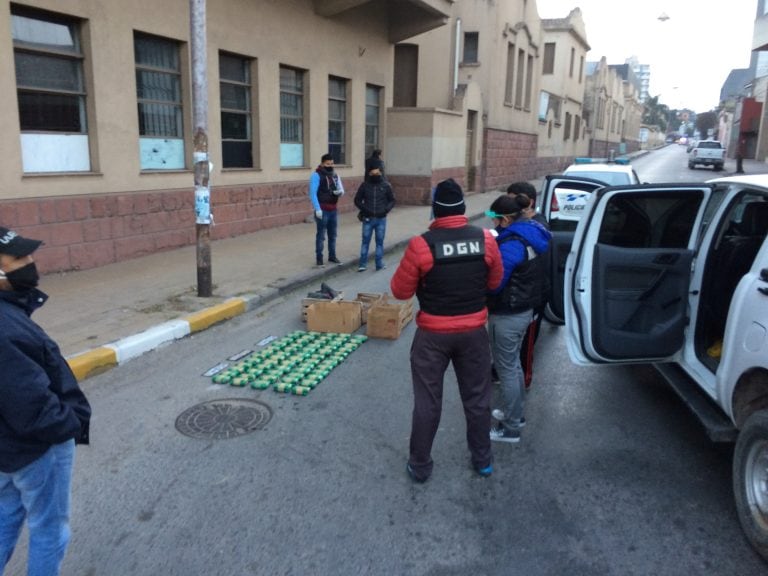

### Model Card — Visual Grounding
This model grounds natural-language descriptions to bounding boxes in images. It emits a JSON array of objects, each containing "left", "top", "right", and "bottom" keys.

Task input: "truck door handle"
[{"left": 761, "top": 268, "right": 768, "bottom": 282}]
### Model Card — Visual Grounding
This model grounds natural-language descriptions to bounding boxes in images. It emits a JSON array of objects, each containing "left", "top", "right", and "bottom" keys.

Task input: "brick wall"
[
  {"left": 0, "top": 178, "right": 360, "bottom": 273},
  {"left": 388, "top": 167, "right": 465, "bottom": 206},
  {"left": 482, "top": 128, "right": 540, "bottom": 191}
]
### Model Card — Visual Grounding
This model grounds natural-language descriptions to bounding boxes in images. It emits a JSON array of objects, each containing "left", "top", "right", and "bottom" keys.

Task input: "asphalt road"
[{"left": 7, "top": 147, "right": 767, "bottom": 575}]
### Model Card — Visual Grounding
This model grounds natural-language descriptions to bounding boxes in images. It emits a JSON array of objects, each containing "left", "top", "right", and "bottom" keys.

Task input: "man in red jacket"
[{"left": 391, "top": 179, "right": 503, "bottom": 482}]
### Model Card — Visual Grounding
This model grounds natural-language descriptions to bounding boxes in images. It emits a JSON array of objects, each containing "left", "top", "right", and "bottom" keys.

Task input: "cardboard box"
[
  {"left": 301, "top": 291, "right": 344, "bottom": 322},
  {"left": 306, "top": 300, "right": 363, "bottom": 334},
  {"left": 354, "top": 292, "right": 385, "bottom": 324},
  {"left": 367, "top": 296, "right": 414, "bottom": 340}
]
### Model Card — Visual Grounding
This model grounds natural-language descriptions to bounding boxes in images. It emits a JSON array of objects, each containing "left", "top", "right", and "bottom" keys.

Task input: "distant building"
[{"left": 626, "top": 56, "right": 650, "bottom": 103}]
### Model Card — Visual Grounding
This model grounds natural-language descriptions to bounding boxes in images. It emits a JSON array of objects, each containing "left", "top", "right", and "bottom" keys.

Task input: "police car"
[
  {"left": 562, "top": 175, "right": 768, "bottom": 561},
  {"left": 563, "top": 157, "right": 640, "bottom": 186}
]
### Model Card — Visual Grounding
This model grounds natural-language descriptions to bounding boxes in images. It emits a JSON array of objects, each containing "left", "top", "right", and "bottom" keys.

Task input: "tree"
[
  {"left": 642, "top": 95, "right": 669, "bottom": 133},
  {"left": 696, "top": 111, "right": 717, "bottom": 139}
]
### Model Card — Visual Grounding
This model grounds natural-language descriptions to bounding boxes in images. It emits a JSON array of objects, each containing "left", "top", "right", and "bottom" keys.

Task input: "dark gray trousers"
[{"left": 408, "top": 326, "right": 493, "bottom": 479}]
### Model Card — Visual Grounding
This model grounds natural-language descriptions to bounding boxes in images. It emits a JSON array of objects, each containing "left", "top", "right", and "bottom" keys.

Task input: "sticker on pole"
[{"left": 195, "top": 185, "right": 211, "bottom": 224}]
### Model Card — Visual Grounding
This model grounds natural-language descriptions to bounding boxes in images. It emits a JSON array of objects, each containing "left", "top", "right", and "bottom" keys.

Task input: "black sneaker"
[
  {"left": 490, "top": 425, "right": 520, "bottom": 444},
  {"left": 315, "top": 259, "right": 324, "bottom": 267},
  {"left": 328, "top": 257, "right": 342, "bottom": 264},
  {"left": 406, "top": 463, "right": 428, "bottom": 483}
]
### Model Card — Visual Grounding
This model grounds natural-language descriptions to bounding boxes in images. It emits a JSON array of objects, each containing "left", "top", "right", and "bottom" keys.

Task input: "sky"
[{"left": 536, "top": 0, "right": 758, "bottom": 112}]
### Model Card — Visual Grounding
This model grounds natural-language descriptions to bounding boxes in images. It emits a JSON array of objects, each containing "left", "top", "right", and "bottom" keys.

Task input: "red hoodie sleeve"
[
  {"left": 390, "top": 235, "right": 432, "bottom": 300},
  {"left": 484, "top": 229, "right": 503, "bottom": 290}
]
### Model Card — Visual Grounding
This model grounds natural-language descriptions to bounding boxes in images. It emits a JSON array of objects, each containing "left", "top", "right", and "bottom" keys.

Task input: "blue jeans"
[
  {"left": 358, "top": 217, "right": 387, "bottom": 269},
  {"left": 488, "top": 310, "right": 533, "bottom": 430},
  {"left": 0, "top": 440, "right": 75, "bottom": 576},
  {"left": 315, "top": 210, "right": 338, "bottom": 263}
]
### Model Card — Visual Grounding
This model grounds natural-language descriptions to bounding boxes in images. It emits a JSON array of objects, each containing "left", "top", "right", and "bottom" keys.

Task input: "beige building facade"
[
  {"left": 0, "top": 0, "right": 451, "bottom": 272},
  {"left": 389, "top": 0, "right": 592, "bottom": 196},
  {"left": 537, "top": 9, "right": 590, "bottom": 163},
  {"left": 582, "top": 57, "right": 642, "bottom": 158},
  {"left": 1, "top": 0, "right": 645, "bottom": 274}
]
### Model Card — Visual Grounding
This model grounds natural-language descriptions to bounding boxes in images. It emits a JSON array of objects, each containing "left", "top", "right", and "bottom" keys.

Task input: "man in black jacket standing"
[
  {"left": 0, "top": 227, "right": 91, "bottom": 576},
  {"left": 354, "top": 161, "right": 395, "bottom": 272}
]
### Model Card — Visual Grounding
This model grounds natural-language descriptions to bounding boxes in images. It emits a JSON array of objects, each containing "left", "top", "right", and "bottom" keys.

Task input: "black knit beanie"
[{"left": 432, "top": 178, "right": 465, "bottom": 217}]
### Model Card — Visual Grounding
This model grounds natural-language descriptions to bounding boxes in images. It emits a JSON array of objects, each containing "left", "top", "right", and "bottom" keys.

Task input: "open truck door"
[{"left": 563, "top": 184, "right": 713, "bottom": 365}]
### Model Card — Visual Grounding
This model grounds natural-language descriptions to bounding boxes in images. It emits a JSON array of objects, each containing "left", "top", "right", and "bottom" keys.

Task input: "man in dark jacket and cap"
[
  {"left": 354, "top": 160, "right": 395, "bottom": 271},
  {"left": 391, "top": 179, "right": 503, "bottom": 482},
  {"left": 0, "top": 227, "right": 91, "bottom": 575}
]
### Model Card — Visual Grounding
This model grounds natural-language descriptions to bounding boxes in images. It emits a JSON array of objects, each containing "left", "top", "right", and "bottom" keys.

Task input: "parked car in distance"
[
  {"left": 562, "top": 157, "right": 640, "bottom": 186},
  {"left": 563, "top": 174, "right": 768, "bottom": 561},
  {"left": 688, "top": 140, "right": 725, "bottom": 171}
]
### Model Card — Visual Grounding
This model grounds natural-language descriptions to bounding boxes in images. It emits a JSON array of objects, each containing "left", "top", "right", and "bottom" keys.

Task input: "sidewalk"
[{"left": 40, "top": 184, "right": 518, "bottom": 380}]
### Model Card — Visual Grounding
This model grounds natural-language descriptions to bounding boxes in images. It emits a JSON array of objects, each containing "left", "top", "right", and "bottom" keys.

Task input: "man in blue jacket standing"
[
  {"left": 0, "top": 227, "right": 91, "bottom": 576},
  {"left": 309, "top": 153, "right": 345, "bottom": 267}
]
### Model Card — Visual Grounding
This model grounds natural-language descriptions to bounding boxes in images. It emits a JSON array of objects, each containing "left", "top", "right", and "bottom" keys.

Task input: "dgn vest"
[{"left": 419, "top": 226, "right": 487, "bottom": 316}]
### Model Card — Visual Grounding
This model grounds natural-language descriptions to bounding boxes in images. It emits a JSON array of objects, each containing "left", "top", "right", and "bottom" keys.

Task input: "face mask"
[
  {"left": 369, "top": 175, "right": 382, "bottom": 183},
  {"left": 2, "top": 262, "right": 39, "bottom": 292},
  {"left": 323, "top": 166, "right": 334, "bottom": 173}
]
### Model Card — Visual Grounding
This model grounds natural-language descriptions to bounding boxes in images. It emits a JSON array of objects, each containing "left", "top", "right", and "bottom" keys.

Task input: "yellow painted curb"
[
  {"left": 184, "top": 298, "right": 247, "bottom": 333},
  {"left": 68, "top": 347, "right": 118, "bottom": 382}
]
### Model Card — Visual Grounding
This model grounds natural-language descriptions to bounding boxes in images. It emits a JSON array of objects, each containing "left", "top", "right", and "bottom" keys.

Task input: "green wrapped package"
[
  {"left": 231, "top": 375, "right": 250, "bottom": 387},
  {"left": 292, "top": 385, "right": 310, "bottom": 396},
  {"left": 274, "top": 382, "right": 294, "bottom": 393}
]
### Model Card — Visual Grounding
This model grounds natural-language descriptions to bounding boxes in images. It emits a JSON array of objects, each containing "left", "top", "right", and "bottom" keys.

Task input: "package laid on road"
[
  {"left": 367, "top": 295, "right": 414, "bottom": 339},
  {"left": 354, "top": 292, "right": 385, "bottom": 324},
  {"left": 306, "top": 300, "right": 363, "bottom": 334},
  {"left": 210, "top": 330, "right": 367, "bottom": 396},
  {"left": 301, "top": 291, "right": 344, "bottom": 322}
]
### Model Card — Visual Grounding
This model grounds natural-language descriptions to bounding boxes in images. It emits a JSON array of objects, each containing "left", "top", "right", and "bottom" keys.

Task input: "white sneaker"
[{"left": 491, "top": 410, "right": 526, "bottom": 428}]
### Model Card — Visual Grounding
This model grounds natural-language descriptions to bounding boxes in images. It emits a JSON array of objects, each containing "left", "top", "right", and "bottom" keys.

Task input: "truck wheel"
[
  {"left": 714, "top": 164, "right": 723, "bottom": 172},
  {"left": 688, "top": 162, "right": 695, "bottom": 169},
  {"left": 733, "top": 409, "right": 768, "bottom": 561}
]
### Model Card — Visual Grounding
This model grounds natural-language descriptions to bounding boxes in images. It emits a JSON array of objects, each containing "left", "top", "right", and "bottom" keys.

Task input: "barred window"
[
  {"left": 135, "top": 33, "right": 184, "bottom": 169},
  {"left": 463, "top": 32, "right": 479, "bottom": 64},
  {"left": 12, "top": 6, "right": 90, "bottom": 172},
  {"left": 328, "top": 76, "right": 347, "bottom": 164},
  {"left": 365, "top": 84, "right": 381, "bottom": 159},
  {"left": 219, "top": 52, "right": 253, "bottom": 168},
  {"left": 280, "top": 66, "right": 305, "bottom": 167}
]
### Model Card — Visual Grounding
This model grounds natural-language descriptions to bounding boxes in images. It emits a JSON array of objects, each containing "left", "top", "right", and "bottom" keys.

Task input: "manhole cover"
[{"left": 175, "top": 399, "right": 272, "bottom": 440}]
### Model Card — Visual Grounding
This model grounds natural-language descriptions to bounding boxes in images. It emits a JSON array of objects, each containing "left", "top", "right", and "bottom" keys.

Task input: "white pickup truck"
[
  {"left": 688, "top": 140, "right": 725, "bottom": 171},
  {"left": 559, "top": 175, "right": 768, "bottom": 560}
]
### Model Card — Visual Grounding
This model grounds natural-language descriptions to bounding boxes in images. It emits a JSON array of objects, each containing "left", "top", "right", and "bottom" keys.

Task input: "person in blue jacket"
[
  {"left": 485, "top": 194, "right": 551, "bottom": 443},
  {"left": 0, "top": 227, "right": 91, "bottom": 575},
  {"left": 309, "top": 153, "right": 345, "bottom": 267}
]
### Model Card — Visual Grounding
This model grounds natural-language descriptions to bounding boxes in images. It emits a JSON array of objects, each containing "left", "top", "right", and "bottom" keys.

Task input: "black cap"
[
  {"left": 0, "top": 227, "right": 43, "bottom": 257},
  {"left": 432, "top": 179, "right": 465, "bottom": 217}
]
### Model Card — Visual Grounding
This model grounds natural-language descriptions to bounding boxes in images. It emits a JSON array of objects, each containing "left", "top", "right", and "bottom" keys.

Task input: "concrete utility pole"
[{"left": 191, "top": 0, "right": 212, "bottom": 297}]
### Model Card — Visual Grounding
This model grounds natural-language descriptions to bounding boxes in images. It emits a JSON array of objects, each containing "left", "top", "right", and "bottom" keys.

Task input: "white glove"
[{"left": 315, "top": 210, "right": 323, "bottom": 219}]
